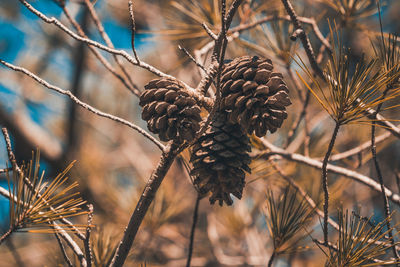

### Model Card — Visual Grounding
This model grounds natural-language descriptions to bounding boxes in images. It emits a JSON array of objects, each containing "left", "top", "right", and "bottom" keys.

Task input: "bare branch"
[
  {"left": 256, "top": 138, "right": 400, "bottom": 205},
  {"left": 110, "top": 141, "right": 182, "bottom": 267},
  {"left": 18, "top": 0, "right": 214, "bottom": 110},
  {"left": 326, "top": 128, "right": 396, "bottom": 162},
  {"left": 196, "top": 0, "right": 244, "bottom": 96},
  {"left": 84, "top": 204, "right": 94, "bottom": 267},
  {"left": 0, "top": 60, "right": 165, "bottom": 152},
  {"left": 280, "top": 0, "right": 324, "bottom": 78},
  {"left": 178, "top": 45, "right": 208, "bottom": 73},
  {"left": 52, "top": 223, "right": 87, "bottom": 267},
  {"left": 0, "top": 167, "right": 12, "bottom": 174},
  {"left": 202, "top": 23, "right": 218, "bottom": 40},
  {"left": 54, "top": 232, "right": 74, "bottom": 267},
  {"left": 128, "top": 0, "right": 140, "bottom": 62},
  {"left": 61, "top": 3, "right": 140, "bottom": 97},
  {"left": 186, "top": 195, "right": 201, "bottom": 267},
  {"left": 229, "top": 14, "right": 331, "bottom": 52},
  {"left": 366, "top": 110, "right": 400, "bottom": 139},
  {"left": 81, "top": 0, "right": 141, "bottom": 96}
]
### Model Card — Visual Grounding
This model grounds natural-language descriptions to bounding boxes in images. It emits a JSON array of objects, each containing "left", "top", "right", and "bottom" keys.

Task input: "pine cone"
[
  {"left": 190, "top": 112, "right": 251, "bottom": 206},
  {"left": 139, "top": 78, "right": 202, "bottom": 142},
  {"left": 220, "top": 56, "right": 291, "bottom": 137}
]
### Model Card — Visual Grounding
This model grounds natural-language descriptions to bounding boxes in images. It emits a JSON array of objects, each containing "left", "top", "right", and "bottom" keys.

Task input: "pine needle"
[
  {"left": 295, "top": 22, "right": 400, "bottom": 126},
  {"left": 6, "top": 152, "right": 87, "bottom": 235},
  {"left": 264, "top": 186, "right": 314, "bottom": 254},
  {"left": 324, "top": 208, "right": 399, "bottom": 266}
]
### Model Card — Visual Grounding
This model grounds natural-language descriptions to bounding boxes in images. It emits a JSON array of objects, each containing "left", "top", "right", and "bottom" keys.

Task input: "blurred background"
[{"left": 1, "top": 0, "right": 400, "bottom": 266}]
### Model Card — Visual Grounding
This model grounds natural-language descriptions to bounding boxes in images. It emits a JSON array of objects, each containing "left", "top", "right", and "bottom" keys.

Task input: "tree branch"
[
  {"left": 0, "top": 59, "right": 165, "bottom": 152},
  {"left": 110, "top": 141, "right": 181, "bottom": 267},
  {"left": 255, "top": 138, "right": 400, "bottom": 205},
  {"left": 17, "top": 0, "right": 214, "bottom": 109},
  {"left": 280, "top": 0, "right": 325, "bottom": 78}
]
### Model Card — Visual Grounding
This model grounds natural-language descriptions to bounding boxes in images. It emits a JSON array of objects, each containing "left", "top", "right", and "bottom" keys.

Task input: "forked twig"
[
  {"left": 18, "top": 0, "right": 213, "bottom": 108},
  {"left": 82, "top": 0, "right": 140, "bottom": 96}
]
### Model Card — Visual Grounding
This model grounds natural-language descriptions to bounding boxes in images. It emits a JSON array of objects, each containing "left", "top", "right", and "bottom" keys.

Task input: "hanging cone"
[
  {"left": 220, "top": 56, "right": 291, "bottom": 137},
  {"left": 139, "top": 77, "right": 202, "bottom": 142},
  {"left": 190, "top": 112, "right": 251, "bottom": 206}
]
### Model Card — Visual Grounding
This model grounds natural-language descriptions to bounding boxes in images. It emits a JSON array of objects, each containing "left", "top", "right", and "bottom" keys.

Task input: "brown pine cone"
[
  {"left": 139, "top": 78, "right": 202, "bottom": 142},
  {"left": 220, "top": 56, "right": 291, "bottom": 137},
  {"left": 190, "top": 112, "right": 251, "bottom": 206}
]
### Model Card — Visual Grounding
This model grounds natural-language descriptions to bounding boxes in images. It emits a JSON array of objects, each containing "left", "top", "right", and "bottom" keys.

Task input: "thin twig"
[
  {"left": 0, "top": 187, "right": 17, "bottom": 204},
  {"left": 0, "top": 167, "right": 12, "bottom": 174},
  {"left": 286, "top": 65, "right": 304, "bottom": 102},
  {"left": 62, "top": 3, "right": 140, "bottom": 97},
  {"left": 370, "top": 87, "right": 400, "bottom": 263},
  {"left": 186, "top": 194, "right": 201, "bottom": 267},
  {"left": 321, "top": 122, "right": 340, "bottom": 244},
  {"left": 196, "top": 0, "right": 244, "bottom": 96},
  {"left": 280, "top": 0, "right": 324, "bottom": 78},
  {"left": 0, "top": 228, "right": 13, "bottom": 246},
  {"left": 285, "top": 90, "right": 310, "bottom": 147},
  {"left": 327, "top": 128, "right": 394, "bottom": 162},
  {"left": 229, "top": 15, "right": 331, "bottom": 52},
  {"left": 84, "top": 204, "right": 94, "bottom": 267},
  {"left": 366, "top": 109, "right": 400, "bottom": 139},
  {"left": 202, "top": 22, "right": 218, "bottom": 40},
  {"left": 52, "top": 223, "right": 87, "bottom": 267},
  {"left": 54, "top": 232, "right": 74, "bottom": 267},
  {"left": 267, "top": 250, "right": 276, "bottom": 267},
  {"left": 179, "top": 45, "right": 208, "bottom": 73},
  {"left": 128, "top": 0, "right": 140, "bottom": 62},
  {"left": 0, "top": 60, "right": 165, "bottom": 152},
  {"left": 82, "top": 0, "right": 140, "bottom": 95}
]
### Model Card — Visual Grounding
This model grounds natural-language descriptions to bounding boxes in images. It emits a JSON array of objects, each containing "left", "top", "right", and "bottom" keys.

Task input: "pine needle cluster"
[
  {"left": 1, "top": 152, "right": 87, "bottom": 244},
  {"left": 323, "top": 209, "right": 399, "bottom": 266},
  {"left": 264, "top": 186, "right": 314, "bottom": 258},
  {"left": 297, "top": 24, "right": 400, "bottom": 126}
]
